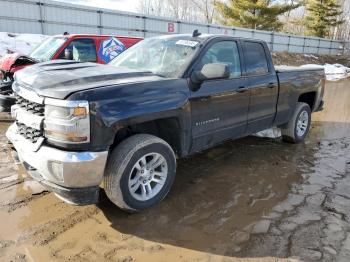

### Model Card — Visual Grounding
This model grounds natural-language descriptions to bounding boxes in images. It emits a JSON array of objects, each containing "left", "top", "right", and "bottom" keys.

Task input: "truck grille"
[
  {"left": 14, "top": 93, "right": 45, "bottom": 143},
  {"left": 14, "top": 93, "right": 44, "bottom": 116},
  {"left": 16, "top": 121, "right": 44, "bottom": 143}
]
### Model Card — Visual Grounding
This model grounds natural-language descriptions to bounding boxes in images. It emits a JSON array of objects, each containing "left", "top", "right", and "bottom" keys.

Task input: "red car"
[{"left": 0, "top": 33, "right": 142, "bottom": 111}]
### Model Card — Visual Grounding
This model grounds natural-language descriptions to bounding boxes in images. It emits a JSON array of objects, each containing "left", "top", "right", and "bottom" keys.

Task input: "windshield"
[
  {"left": 109, "top": 36, "right": 200, "bottom": 78},
  {"left": 29, "top": 37, "right": 67, "bottom": 62}
]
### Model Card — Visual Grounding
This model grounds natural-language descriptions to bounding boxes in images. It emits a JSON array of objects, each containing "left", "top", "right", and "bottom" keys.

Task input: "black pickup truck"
[{"left": 7, "top": 32, "right": 325, "bottom": 212}]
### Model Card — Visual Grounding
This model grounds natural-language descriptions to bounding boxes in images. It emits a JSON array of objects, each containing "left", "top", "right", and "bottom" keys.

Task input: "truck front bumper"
[{"left": 6, "top": 123, "right": 109, "bottom": 205}]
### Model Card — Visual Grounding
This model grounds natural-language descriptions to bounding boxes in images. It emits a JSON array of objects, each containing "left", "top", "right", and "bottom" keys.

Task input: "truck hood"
[
  {"left": 0, "top": 53, "right": 37, "bottom": 72},
  {"left": 14, "top": 60, "right": 164, "bottom": 99}
]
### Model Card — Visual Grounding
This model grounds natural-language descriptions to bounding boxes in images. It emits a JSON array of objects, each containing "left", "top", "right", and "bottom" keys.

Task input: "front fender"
[{"left": 70, "top": 78, "right": 191, "bottom": 151}]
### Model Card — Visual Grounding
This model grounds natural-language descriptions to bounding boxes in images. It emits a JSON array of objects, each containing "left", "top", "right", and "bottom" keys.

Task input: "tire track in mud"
[
  {"left": 0, "top": 189, "right": 50, "bottom": 213},
  {"left": 17, "top": 205, "right": 101, "bottom": 246},
  {"left": 0, "top": 169, "right": 49, "bottom": 213},
  {"left": 0, "top": 132, "right": 49, "bottom": 212},
  {"left": 0, "top": 124, "right": 103, "bottom": 253}
]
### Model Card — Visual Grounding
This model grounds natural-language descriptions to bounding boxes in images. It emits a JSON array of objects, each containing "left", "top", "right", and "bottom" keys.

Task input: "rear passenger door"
[{"left": 243, "top": 41, "right": 279, "bottom": 134}]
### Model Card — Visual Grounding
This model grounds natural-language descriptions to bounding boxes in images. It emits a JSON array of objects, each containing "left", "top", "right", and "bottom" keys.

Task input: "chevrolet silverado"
[{"left": 7, "top": 32, "right": 325, "bottom": 212}]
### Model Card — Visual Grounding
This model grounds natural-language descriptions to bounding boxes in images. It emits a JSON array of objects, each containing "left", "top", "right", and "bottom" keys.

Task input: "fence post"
[
  {"left": 302, "top": 37, "right": 306, "bottom": 53},
  {"left": 97, "top": 10, "right": 102, "bottom": 35},
  {"left": 329, "top": 40, "right": 332, "bottom": 55},
  {"left": 287, "top": 35, "right": 291, "bottom": 52},
  {"left": 37, "top": 1, "right": 45, "bottom": 34},
  {"left": 343, "top": 41, "right": 347, "bottom": 55},
  {"left": 270, "top": 31, "right": 274, "bottom": 52},
  {"left": 317, "top": 38, "right": 320, "bottom": 55},
  {"left": 142, "top": 16, "right": 146, "bottom": 38}
]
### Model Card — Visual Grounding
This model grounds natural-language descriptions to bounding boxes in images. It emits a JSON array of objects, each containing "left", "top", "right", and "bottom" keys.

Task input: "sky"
[{"left": 54, "top": 0, "right": 139, "bottom": 13}]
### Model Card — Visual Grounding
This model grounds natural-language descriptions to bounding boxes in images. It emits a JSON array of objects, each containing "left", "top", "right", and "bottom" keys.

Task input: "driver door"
[
  {"left": 57, "top": 38, "right": 97, "bottom": 62},
  {"left": 189, "top": 40, "right": 250, "bottom": 153}
]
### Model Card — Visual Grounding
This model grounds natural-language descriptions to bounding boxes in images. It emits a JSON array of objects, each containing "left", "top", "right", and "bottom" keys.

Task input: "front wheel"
[
  {"left": 104, "top": 134, "right": 176, "bottom": 212},
  {"left": 281, "top": 102, "right": 311, "bottom": 143}
]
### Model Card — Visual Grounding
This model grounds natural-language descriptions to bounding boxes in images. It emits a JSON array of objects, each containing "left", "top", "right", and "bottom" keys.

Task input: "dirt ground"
[
  {"left": 272, "top": 52, "right": 350, "bottom": 67},
  {"left": 0, "top": 79, "right": 349, "bottom": 262}
]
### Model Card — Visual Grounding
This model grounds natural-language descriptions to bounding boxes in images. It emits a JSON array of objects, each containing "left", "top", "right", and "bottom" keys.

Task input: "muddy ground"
[
  {"left": 0, "top": 79, "right": 349, "bottom": 262},
  {"left": 272, "top": 52, "right": 350, "bottom": 67}
]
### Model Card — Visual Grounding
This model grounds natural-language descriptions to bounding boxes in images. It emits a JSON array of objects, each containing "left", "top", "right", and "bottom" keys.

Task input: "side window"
[
  {"left": 244, "top": 42, "right": 269, "bottom": 75},
  {"left": 199, "top": 41, "right": 241, "bottom": 78},
  {"left": 58, "top": 38, "right": 97, "bottom": 62}
]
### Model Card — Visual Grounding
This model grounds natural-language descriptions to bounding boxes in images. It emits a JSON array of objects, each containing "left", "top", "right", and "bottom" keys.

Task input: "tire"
[
  {"left": 0, "top": 94, "right": 16, "bottom": 112},
  {"left": 281, "top": 102, "right": 311, "bottom": 143},
  {"left": 0, "top": 80, "right": 15, "bottom": 112},
  {"left": 0, "top": 80, "right": 13, "bottom": 93},
  {"left": 104, "top": 134, "right": 176, "bottom": 212}
]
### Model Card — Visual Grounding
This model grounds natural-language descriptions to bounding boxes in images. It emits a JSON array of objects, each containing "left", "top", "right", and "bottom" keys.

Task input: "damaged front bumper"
[{"left": 6, "top": 123, "right": 108, "bottom": 205}]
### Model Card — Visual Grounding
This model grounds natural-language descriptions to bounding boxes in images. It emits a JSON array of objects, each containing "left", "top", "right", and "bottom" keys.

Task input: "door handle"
[
  {"left": 237, "top": 86, "right": 248, "bottom": 93},
  {"left": 199, "top": 95, "right": 211, "bottom": 101},
  {"left": 267, "top": 83, "right": 276, "bottom": 88}
]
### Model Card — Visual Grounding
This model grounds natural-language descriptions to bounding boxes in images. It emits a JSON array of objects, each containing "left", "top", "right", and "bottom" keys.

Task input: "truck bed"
[{"left": 273, "top": 65, "right": 325, "bottom": 126}]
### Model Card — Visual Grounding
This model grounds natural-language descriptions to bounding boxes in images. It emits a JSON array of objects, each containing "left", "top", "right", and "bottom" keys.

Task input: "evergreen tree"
[
  {"left": 304, "top": 0, "right": 343, "bottom": 38},
  {"left": 215, "top": 0, "right": 300, "bottom": 31}
]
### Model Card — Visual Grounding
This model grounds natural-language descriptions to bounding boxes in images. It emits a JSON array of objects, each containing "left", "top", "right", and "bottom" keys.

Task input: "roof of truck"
[
  {"left": 151, "top": 33, "right": 266, "bottom": 46},
  {"left": 52, "top": 34, "right": 143, "bottom": 40}
]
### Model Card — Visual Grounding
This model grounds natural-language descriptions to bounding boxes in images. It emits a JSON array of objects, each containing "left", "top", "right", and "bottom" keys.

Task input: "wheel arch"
[
  {"left": 110, "top": 114, "right": 189, "bottom": 157},
  {"left": 298, "top": 91, "right": 316, "bottom": 111}
]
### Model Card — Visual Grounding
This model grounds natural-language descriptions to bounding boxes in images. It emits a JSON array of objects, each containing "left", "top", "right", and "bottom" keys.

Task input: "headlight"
[{"left": 44, "top": 98, "right": 90, "bottom": 143}]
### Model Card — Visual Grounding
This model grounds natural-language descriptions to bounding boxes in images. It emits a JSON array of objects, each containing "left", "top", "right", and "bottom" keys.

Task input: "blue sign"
[{"left": 98, "top": 37, "right": 126, "bottom": 63}]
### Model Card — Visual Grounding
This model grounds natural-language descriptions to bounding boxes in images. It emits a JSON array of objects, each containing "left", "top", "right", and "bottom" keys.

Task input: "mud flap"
[{"left": 315, "top": 100, "right": 324, "bottom": 112}]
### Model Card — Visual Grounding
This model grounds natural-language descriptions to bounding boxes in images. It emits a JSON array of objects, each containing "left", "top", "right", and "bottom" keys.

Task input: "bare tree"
[
  {"left": 137, "top": 0, "right": 216, "bottom": 23},
  {"left": 333, "top": 0, "right": 350, "bottom": 40},
  {"left": 188, "top": 0, "right": 216, "bottom": 23},
  {"left": 137, "top": 0, "right": 163, "bottom": 16}
]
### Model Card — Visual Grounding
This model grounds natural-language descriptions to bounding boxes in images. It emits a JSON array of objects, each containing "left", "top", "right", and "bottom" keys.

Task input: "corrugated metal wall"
[{"left": 0, "top": 0, "right": 348, "bottom": 55}]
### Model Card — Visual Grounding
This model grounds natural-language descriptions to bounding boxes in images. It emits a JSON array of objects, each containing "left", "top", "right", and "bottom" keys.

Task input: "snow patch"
[
  {"left": 278, "top": 63, "right": 350, "bottom": 81},
  {"left": 254, "top": 127, "right": 281, "bottom": 139},
  {"left": 300, "top": 63, "right": 350, "bottom": 81},
  {"left": 0, "top": 32, "right": 47, "bottom": 57},
  {"left": 303, "top": 54, "right": 319, "bottom": 60}
]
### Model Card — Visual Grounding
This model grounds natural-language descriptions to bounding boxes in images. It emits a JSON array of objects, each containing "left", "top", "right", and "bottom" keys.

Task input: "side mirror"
[
  {"left": 64, "top": 49, "right": 73, "bottom": 60},
  {"left": 190, "top": 63, "right": 230, "bottom": 89}
]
